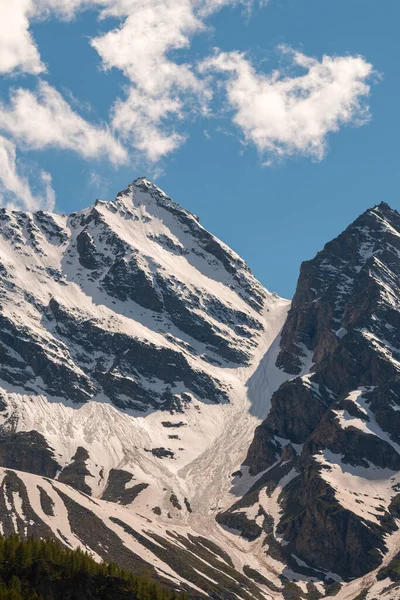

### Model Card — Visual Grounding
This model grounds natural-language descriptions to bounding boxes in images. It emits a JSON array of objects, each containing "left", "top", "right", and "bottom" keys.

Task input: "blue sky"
[{"left": 0, "top": 0, "right": 398, "bottom": 298}]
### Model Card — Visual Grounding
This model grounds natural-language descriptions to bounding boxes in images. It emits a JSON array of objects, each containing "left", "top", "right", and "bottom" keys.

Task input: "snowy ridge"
[
  {"left": 0, "top": 175, "right": 289, "bottom": 516},
  {"left": 0, "top": 178, "right": 295, "bottom": 598},
  {"left": 1, "top": 187, "right": 400, "bottom": 598}
]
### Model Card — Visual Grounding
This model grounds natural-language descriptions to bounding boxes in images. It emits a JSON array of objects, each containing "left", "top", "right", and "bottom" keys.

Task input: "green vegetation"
[
  {"left": 324, "top": 581, "right": 341, "bottom": 596},
  {"left": 351, "top": 589, "right": 370, "bottom": 600},
  {"left": 377, "top": 551, "right": 400, "bottom": 582},
  {"left": 304, "top": 582, "right": 323, "bottom": 600},
  {"left": 0, "top": 536, "right": 189, "bottom": 600}
]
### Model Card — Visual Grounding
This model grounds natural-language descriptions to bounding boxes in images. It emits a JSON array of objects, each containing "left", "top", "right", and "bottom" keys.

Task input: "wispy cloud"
[
  {"left": 0, "top": 81, "right": 127, "bottom": 164},
  {"left": 200, "top": 47, "right": 374, "bottom": 162},
  {"left": 0, "top": 0, "right": 378, "bottom": 210},
  {"left": 90, "top": 0, "right": 209, "bottom": 162},
  {"left": 4, "top": 0, "right": 257, "bottom": 163},
  {"left": 0, "top": 135, "right": 55, "bottom": 211},
  {"left": 0, "top": 0, "right": 44, "bottom": 75}
]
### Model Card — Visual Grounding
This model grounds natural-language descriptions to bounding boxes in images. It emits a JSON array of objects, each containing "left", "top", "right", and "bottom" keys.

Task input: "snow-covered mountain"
[
  {"left": 0, "top": 181, "right": 400, "bottom": 600},
  {"left": 0, "top": 178, "right": 290, "bottom": 598}
]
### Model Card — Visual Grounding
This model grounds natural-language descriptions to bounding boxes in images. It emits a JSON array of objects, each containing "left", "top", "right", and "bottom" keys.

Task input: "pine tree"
[{"left": 0, "top": 534, "right": 189, "bottom": 600}]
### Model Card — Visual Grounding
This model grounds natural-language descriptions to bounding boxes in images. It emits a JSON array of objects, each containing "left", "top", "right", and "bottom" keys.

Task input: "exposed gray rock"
[
  {"left": 58, "top": 447, "right": 93, "bottom": 495},
  {"left": 103, "top": 256, "right": 163, "bottom": 312},
  {"left": 0, "top": 430, "right": 60, "bottom": 478},
  {"left": 238, "top": 202, "right": 400, "bottom": 581},
  {"left": 102, "top": 469, "right": 149, "bottom": 505}
]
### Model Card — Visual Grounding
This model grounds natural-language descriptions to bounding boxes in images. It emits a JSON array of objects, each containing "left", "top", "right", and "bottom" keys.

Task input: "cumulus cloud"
[
  {"left": 200, "top": 48, "right": 374, "bottom": 162},
  {"left": 0, "top": 135, "right": 55, "bottom": 211},
  {"left": 2, "top": 0, "right": 229, "bottom": 161},
  {"left": 91, "top": 0, "right": 207, "bottom": 162},
  {"left": 0, "top": 0, "right": 44, "bottom": 75},
  {"left": 0, "top": 81, "right": 127, "bottom": 164},
  {"left": 112, "top": 89, "right": 187, "bottom": 162},
  {"left": 0, "top": 0, "right": 377, "bottom": 172}
]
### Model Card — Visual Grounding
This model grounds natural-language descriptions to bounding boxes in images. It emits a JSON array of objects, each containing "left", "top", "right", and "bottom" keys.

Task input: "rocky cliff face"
[{"left": 220, "top": 202, "right": 400, "bottom": 589}]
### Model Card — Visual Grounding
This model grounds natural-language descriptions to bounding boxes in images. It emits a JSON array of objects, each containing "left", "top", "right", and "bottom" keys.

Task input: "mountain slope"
[
  {"left": 0, "top": 178, "right": 291, "bottom": 598},
  {"left": 219, "top": 202, "right": 400, "bottom": 596},
  {"left": 1, "top": 183, "right": 400, "bottom": 600},
  {"left": 0, "top": 535, "right": 187, "bottom": 600}
]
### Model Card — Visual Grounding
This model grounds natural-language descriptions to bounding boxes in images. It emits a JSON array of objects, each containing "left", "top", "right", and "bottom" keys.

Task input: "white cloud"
[
  {"left": 200, "top": 48, "right": 374, "bottom": 162},
  {"left": 0, "top": 0, "right": 44, "bottom": 75},
  {"left": 32, "top": 0, "right": 249, "bottom": 162},
  {"left": 0, "top": 135, "right": 55, "bottom": 211},
  {"left": 111, "top": 88, "right": 187, "bottom": 163},
  {"left": 0, "top": 0, "right": 377, "bottom": 169},
  {"left": 1, "top": 0, "right": 227, "bottom": 160},
  {"left": 91, "top": 0, "right": 207, "bottom": 162},
  {"left": 0, "top": 81, "right": 127, "bottom": 164}
]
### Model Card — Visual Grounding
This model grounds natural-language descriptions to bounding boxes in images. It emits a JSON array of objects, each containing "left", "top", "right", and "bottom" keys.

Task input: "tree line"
[{"left": 0, "top": 536, "right": 191, "bottom": 600}]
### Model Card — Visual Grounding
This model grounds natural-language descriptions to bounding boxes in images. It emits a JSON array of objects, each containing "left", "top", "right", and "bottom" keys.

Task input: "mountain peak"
[
  {"left": 133, "top": 176, "right": 150, "bottom": 184},
  {"left": 363, "top": 199, "right": 400, "bottom": 226}
]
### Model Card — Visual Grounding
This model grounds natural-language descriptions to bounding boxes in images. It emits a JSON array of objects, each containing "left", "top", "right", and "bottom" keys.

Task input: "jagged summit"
[
  {"left": 275, "top": 198, "right": 400, "bottom": 375},
  {"left": 372, "top": 199, "right": 398, "bottom": 213},
  {"left": 0, "top": 179, "right": 276, "bottom": 407},
  {"left": 221, "top": 197, "right": 400, "bottom": 586}
]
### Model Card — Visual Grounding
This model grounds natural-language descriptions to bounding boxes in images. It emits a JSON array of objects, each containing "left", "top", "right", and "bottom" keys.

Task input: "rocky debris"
[
  {"left": 58, "top": 447, "right": 93, "bottom": 495},
  {"left": 38, "top": 486, "right": 55, "bottom": 516},
  {"left": 169, "top": 494, "right": 182, "bottom": 510},
  {"left": 161, "top": 421, "right": 186, "bottom": 428},
  {"left": 102, "top": 469, "right": 149, "bottom": 505},
  {"left": 0, "top": 430, "right": 60, "bottom": 478},
  {"left": 148, "top": 448, "right": 175, "bottom": 459}
]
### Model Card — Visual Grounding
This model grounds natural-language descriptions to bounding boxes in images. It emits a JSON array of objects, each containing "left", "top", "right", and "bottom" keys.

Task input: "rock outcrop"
[{"left": 224, "top": 202, "right": 400, "bottom": 582}]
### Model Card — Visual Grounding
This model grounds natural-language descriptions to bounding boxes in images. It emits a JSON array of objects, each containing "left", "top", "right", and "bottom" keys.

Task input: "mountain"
[
  {"left": 220, "top": 201, "right": 400, "bottom": 597},
  {"left": 0, "top": 180, "right": 399, "bottom": 600},
  {"left": 0, "top": 178, "right": 289, "bottom": 598}
]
